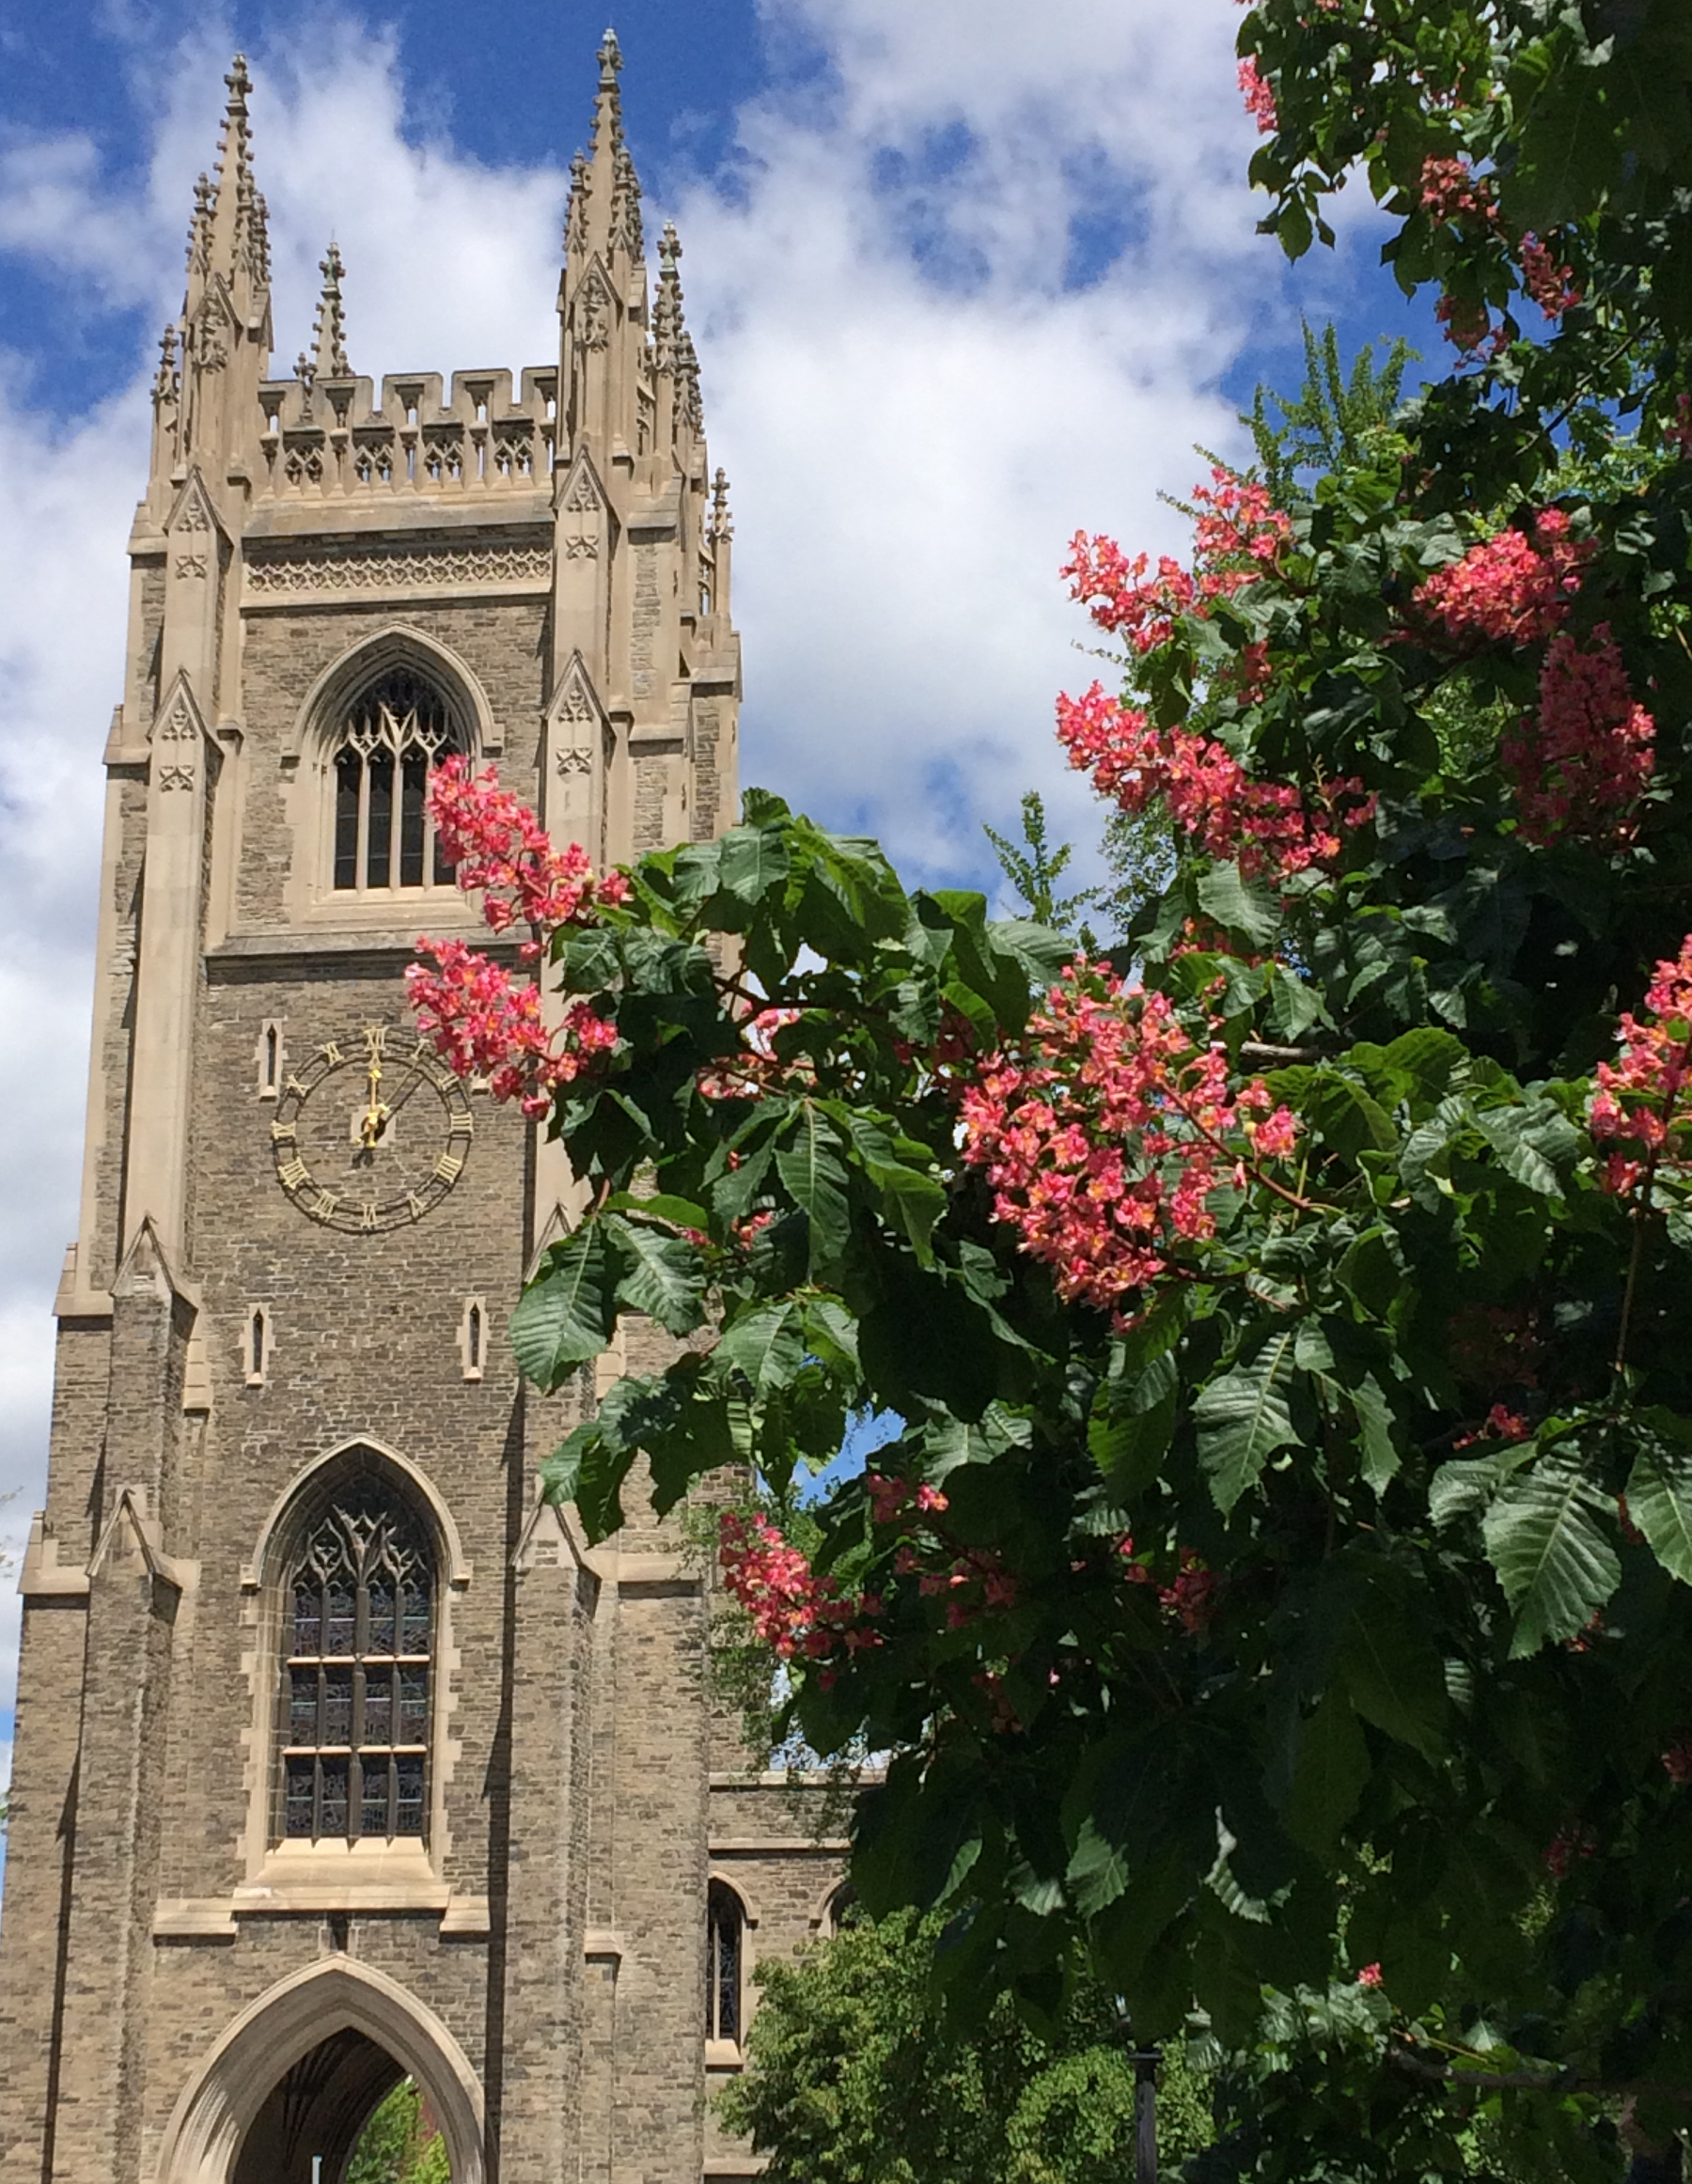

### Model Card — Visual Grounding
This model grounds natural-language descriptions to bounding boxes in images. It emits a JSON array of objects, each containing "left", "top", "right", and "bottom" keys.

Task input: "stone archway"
[{"left": 154, "top": 1958, "right": 484, "bottom": 2184}]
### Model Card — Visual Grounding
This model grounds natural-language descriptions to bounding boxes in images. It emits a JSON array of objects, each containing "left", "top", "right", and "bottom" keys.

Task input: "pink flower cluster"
[
  {"left": 1063, "top": 475, "right": 1292, "bottom": 657},
  {"left": 957, "top": 966, "right": 1299, "bottom": 1318},
  {"left": 865, "top": 1473, "right": 949, "bottom": 1525},
  {"left": 1355, "top": 1962, "right": 1385, "bottom": 1989},
  {"left": 408, "top": 763, "right": 632, "bottom": 1116},
  {"left": 697, "top": 1006, "right": 806, "bottom": 1102},
  {"left": 1420, "top": 155, "right": 1497, "bottom": 226},
  {"left": 1238, "top": 55, "right": 1277, "bottom": 133},
  {"left": 406, "top": 938, "right": 618, "bottom": 1117},
  {"left": 1119, "top": 1537, "right": 1219, "bottom": 1632},
  {"left": 1519, "top": 233, "right": 1581, "bottom": 318},
  {"left": 718, "top": 1510, "right": 883, "bottom": 1669},
  {"left": 1502, "top": 625, "right": 1654, "bottom": 849},
  {"left": 1413, "top": 509, "right": 1591, "bottom": 647},
  {"left": 1452, "top": 1403, "right": 1530, "bottom": 1451},
  {"left": 1434, "top": 292, "right": 1507, "bottom": 360},
  {"left": 1590, "top": 934, "right": 1692, "bottom": 1195},
  {"left": 1057, "top": 682, "right": 1369, "bottom": 884},
  {"left": 429, "top": 754, "right": 629, "bottom": 950},
  {"left": 896, "top": 1544, "right": 1020, "bottom": 1628}
]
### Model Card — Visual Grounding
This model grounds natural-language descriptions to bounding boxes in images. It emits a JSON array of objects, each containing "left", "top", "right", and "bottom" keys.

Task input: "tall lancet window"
[
  {"left": 279, "top": 1488, "right": 433, "bottom": 1844},
  {"left": 332, "top": 669, "right": 465, "bottom": 892}
]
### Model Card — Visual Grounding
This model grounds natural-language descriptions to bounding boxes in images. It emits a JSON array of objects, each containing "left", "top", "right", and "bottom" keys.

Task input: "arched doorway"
[
  {"left": 155, "top": 1959, "right": 483, "bottom": 2184},
  {"left": 231, "top": 2026, "right": 405, "bottom": 2183}
]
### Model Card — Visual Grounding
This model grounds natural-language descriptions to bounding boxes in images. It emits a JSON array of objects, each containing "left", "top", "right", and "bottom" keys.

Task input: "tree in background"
[
  {"left": 344, "top": 2080, "right": 449, "bottom": 2184},
  {"left": 717, "top": 1908, "right": 1212, "bottom": 2184},
  {"left": 405, "top": 7, "right": 1692, "bottom": 2176}
]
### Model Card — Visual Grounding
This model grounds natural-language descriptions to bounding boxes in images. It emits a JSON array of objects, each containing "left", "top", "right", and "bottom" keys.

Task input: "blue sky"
[{"left": 0, "top": 0, "right": 1441, "bottom": 1811}]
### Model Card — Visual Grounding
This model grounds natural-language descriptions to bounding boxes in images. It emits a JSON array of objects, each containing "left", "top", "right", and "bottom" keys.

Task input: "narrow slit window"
[
  {"left": 259, "top": 1022, "right": 281, "bottom": 1096},
  {"left": 278, "top": 1491, "right": 434, "bottom": 1846},
  {"left": 246, "top": 1306, "right": 268, "bottom": 1385},
  {"left": 329, "top": 670, "right": 464, "bottom": 894},
  {"left": 707, "top": 1882, "right": 744, "bottom": 2045}
]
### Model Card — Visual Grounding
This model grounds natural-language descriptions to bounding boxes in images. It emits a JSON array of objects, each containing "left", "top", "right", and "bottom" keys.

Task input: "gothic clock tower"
[{"left": 0, "top": 41, "right": 839, "bottom": 2184}]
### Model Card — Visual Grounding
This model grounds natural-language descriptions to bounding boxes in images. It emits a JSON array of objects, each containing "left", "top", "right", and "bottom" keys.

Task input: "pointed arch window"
[
  {"left": 706, "top": 1881, "right": 745, "bottom": 2046},
  {"left": 279, "top": 1489, "right": 434, "bottom": 1844},
  {"left": 331, "top": 668, "right": 466, "bottom": 893}
]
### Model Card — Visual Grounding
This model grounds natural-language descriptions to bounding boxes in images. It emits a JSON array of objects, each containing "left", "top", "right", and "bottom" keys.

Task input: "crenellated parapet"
[{"left": 254, "top": 367, "right": 559, "bottom": 499}]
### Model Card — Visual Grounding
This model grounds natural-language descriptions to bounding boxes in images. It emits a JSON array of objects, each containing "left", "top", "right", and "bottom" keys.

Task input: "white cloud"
[{"left": 0, "top": 0, "right": 1366, "bottom": 1727}]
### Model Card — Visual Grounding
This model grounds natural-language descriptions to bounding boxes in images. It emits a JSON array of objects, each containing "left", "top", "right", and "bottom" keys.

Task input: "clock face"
[{"left": 272, "top": 1024, "right": 474, "bottom": 1232}]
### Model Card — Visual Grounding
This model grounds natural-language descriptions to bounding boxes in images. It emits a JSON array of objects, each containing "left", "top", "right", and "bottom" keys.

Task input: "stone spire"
[
  {"left": 576, "top": 27, "right": 641, "bottom": 265},
  {"left": 162, "top": 55, "right": 273, "bottom": 495},
  {"left": 652, "top": 222, "right": 683, "bottom": 370},
  {"left": 310, "top": 243, "right": 351, "bottom": 379},
  {"left": 204, "top": 56, "right": 258, "bottom": 289}
]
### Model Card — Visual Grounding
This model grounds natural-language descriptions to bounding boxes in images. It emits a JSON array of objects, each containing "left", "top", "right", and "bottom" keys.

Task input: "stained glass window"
[
  {"left": 331, "top": 670, "right": 464, "bottom": 893},
  {"left": 280, "top": 1492, "right": 432, "bottom": 1844}
]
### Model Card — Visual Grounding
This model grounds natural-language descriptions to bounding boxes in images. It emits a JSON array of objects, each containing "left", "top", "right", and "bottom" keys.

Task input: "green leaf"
[
  {"left": 1194, "top": 1328, "right": 1301, "bottom": 1514},
  {"left": 1624, "top": 1415, "right": 1692, "bottom": 1584},
  {"left": 1339, "top": 1596, "right": 1447, "bottom": 1758},
  {"left": 1307, "top": 1074, "right": 1398, "bottom": 1162},
  {"left": 1350, "top": 1374, "right": 1402, "bottom": 1493},
  {"left": 605, "top": 1215, "right": 707, "bottom": 1336},
  {"left": 717, "top": 821, "right": 792, "bottom": 904},
  {"left": 716, "top": 1300, "right": 806, "bottom": 1396},
  {"left": 1284, "top": 1691, "right": 1370, "bottom": 1856},
  {"left": 776, "top": 1104, "right": 851, "bottom": 1272},
  {"left": 1197, "top": 862, "right": 1283, "bottom": 949},
  {"left": 540, "top": 1421, "right": 598, "bottom": 1507},
  {"left": 1481, "top": 1454, "right": 1622, "bottom": 1657},
  {"left": 603, "top": 1191, "right": 710, "bottom": 1230},
  {"left": 509, "top": 1225, "right": 615, "bottom": 1389}
]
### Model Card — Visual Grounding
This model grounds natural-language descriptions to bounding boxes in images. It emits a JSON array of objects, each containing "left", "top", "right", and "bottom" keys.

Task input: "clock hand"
[{"left": 377, "top": 1065, "right": 438, "bottom": 1125}]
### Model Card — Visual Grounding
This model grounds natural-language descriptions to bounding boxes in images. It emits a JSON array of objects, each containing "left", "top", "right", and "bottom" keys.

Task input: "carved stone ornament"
[
  {"left": 562, "top": 534, "right": 598, "bottom": 560},
  {"left": 561, "top": 457, "right": 603, "bottom": 514},
  {"left": 577, "top": 273, "right": 612, "bottom": 352},
  {"left": 174, "top": 553, "right": 209, "bottom": 579},
  {"left": 247, "top": 545, "right": 551, "bottom": 598},
  {"left": 556, "top": 747, "right": 594, "bottom": 777}
]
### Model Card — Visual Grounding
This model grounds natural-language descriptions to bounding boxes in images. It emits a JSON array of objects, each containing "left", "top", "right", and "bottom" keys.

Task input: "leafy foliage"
[
  {"left": 716, "top": 1909, "right": 1214, "bottom": 2184},
  {"left": 344, "top": 2080, "right": 450, "bottom": 2184},
  {"left": 412, "top": 7, "right": 1692, "bottom": 2174}
]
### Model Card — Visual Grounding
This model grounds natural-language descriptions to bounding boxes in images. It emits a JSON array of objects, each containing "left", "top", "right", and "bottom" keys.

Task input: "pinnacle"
[
  {"left": 711, "top": 467, "right": 733, "bottom": 541},
  {"left": 598, "top": 26, "right": 622, "bottom": 82},
  {"left": 311, "top": 242, "right": 352, "bottom": 379}
]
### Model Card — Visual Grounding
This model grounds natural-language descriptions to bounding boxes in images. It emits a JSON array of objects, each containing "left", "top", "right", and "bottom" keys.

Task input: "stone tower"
[{"left": 0, "top": 41, "right": 840, "bottom": 2184}]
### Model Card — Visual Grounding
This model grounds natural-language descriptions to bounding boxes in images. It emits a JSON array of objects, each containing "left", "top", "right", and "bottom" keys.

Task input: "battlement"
[{"left": 254, "top": 367, "right": 559, "bottom": 501}]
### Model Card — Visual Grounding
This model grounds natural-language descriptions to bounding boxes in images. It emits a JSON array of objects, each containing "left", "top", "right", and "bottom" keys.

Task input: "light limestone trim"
[
  {"left": 584, "top": 1926, "right": 625, "bottom": 1959},
  {"left": 153, "top": 1956, "right": 485, "bottom": 2184},
  {"left": 457, "top": 1294, "right": 486, "bottom": 1381},
  {"left": 282, "top": 618, "right": 498, "bottom": 764},
  {"left": 439, "top": 1893, "right": 491, "bottom": 1936},
  {"left": 702, "top": 2162, "right": 767, "bottom": 2176},
  {"left": 236, "top": 1438, "right": 465, "bottom": 1889},
  {"left": 243, "top": 1434, "right": 472, "bottom": 1590},
  {"left": 281, "top": 620, "right": 502, "bottom": 928},
  {"left": 18, "top": 1513, "right": 90, "bottom": 1599},
  {"left": 255, "top": 1017, "right": 284, "bottom": 1097},
  {"left": 152, "top": 1901, "right": 237, "bottom": 1939},
  {"left": 244, "top": 542, "right": 551, "bottom": 604},
  {"left": 243, "top": 1303, "right": 272, "bottom": 1387},
  {"left": 709, "top": 1837, "right": 851, "bottom": 1854},
  {"left": 90, "top": 1485, "right": 193, "bottom": 1592},
  {"left": 708, "top": 1868, "right": 760, "bottom": 1926},
  {"left": 807, "top": 1876, "right": 854, "bottom": 1932}
]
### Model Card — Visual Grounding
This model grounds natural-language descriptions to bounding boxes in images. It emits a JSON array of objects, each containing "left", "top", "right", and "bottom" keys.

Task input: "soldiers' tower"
[{"left": 0, "top": 41, "right": 837, "bottom": 2184}]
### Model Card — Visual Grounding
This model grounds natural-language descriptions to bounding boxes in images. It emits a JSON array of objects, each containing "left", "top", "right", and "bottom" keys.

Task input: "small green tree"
[
  {"left": 716, "top": 1909, "right": 1211, "bottom": 2184},
  {"left": 344, "top": 2080, "right": 449, "bottom": 2184}
]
